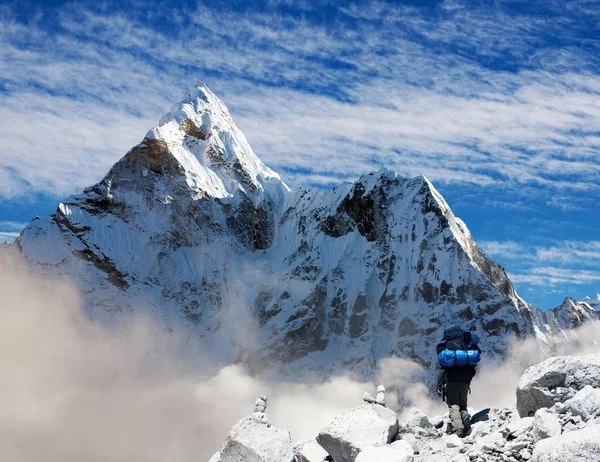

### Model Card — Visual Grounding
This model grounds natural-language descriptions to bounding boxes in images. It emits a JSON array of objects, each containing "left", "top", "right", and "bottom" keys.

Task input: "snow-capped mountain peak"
[
  {"left": 127, "top": 85, "right": 289, "bottom": 204},
  {"left": 549, "top": 297, "right": 597, "bottom": 328}
]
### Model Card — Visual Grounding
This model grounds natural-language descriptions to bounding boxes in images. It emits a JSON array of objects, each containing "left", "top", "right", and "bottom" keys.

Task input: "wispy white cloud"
[
  {"left": 0, "top": 233, "right": 19, "bottom": 243},
  {"left": 482, "top": 240, "right": 600, "bottom": 294},
  {"left": 0, "top": 221, "right": 27, "bottom": 243},
  {"left": 510, "top": 268, "right": 600, "bottom": 286},
  {"left": 481, "top": 240, "right": 600, "bottom": 265},
  {"left": 0, "top": 0, "right": 599, "bottom": 204},
  {"left": 479, "top": 241, "right": 525, "bottom": 259}
]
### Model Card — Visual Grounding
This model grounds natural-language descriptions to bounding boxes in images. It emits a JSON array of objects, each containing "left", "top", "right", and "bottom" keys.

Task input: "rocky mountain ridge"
[
  {"left": 210, "top": 353, "right": 600, "bottom": 462},
  {"left": 581, "top": 294, "right": 600, "bottom": 312},
  {"left": 9, "top": 85, "right": 598, "bottom": 379}
]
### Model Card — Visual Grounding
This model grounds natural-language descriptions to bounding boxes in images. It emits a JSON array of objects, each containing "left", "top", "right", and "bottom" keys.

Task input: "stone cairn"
[
  {"left": 363, "top": 384, "right": 386, "bottom": 406},
  {"left": 253, "top": 394, "right": 270, "bottom": 425}
]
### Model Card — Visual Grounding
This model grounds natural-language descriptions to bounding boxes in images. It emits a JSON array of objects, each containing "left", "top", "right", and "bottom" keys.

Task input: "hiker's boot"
[{"left": 461, "top": 410, "right": 471, "bottom": 433}]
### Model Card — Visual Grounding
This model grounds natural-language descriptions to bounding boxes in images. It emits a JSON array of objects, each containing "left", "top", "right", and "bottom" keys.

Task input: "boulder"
[
  {"left": 504, "top": 417, "right": 534, "bottom": 439},
  {"left": 516, "top": 354, "right": 600, "bottom": 417},
  {"left": 400, "top": 408, "right": 432, "bottom": 432},
  {"left": 520, "top": 449, "right": 532, "bottom": 460},
  {"left": 443, "top": 434, "right": 464, "bottom": 449},
  {"left": 471, "top": 431, "right": 504, "bottom": 453},
  {"left": 317, "top": 403, "right": 399, "bottom": 462},
  {"left": 399, "top": 433, "right": 419, "bottom": 454},
  {"left": 532, "top": 408, "right": 561, "bottom": 442},
  {"left": 218, "top": 416, "right": 294, "bottom": 462},
  {"left": 505, "top": 440, "right": 530, "bottom": 452},
  {"left": 355, "top": 441, "right": 414, "bottom": 462},
  {"left": 449, "top": 455, "right": 470, "bottom": 462},
  {"left": 531, "top": 425, "right": 600, "bottom": 461},
  {"left": 563, "top": 385, "right": 600, "bottom": 421},
  {"left": 294, "top": 439, "right": 329, "bottom": 462},
  {"left": 391, "top": 440, "right": 415, "bottom": 453}
]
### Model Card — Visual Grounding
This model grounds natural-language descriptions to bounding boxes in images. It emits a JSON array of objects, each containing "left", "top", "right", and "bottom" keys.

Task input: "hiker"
[{"left": 435, "top": 326, "right": 481, "bottom": 437}]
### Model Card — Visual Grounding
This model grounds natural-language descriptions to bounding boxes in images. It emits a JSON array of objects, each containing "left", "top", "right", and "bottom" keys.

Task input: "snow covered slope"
[
  {"left": 542, "top": 297, "right": 598, "bottom": 331},
  {"left": 9, "top": 86, "right": 595, "bottom": 379}
]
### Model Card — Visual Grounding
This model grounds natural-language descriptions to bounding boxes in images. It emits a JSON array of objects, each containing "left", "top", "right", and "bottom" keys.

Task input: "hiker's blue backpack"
[{"left": 437, "top": 326, "right": 481, "bottom": 367}]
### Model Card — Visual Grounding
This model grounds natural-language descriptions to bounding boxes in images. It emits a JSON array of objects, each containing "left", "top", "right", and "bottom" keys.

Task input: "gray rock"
[
  {"left": 218, "top": 415, "right": 294, "bottom": 462},
  {"left": 562, "top": 421, "right": 577, "bottom": 432},
  {"left": 317, "top": 403, "right": 398, "bottom": 462},
  {"left": 414, "top": 454, "right": 449, "bottom": 462},
  {"left": 516, "top": 354, "right": 600, "bottom": 417},
  {"left": 401, "top": 408, "right": 432, "bottom": 431},
  {"left": 471, "top": 431, "right": 504, "bottom": 453},
  {"left": 551, "top": 402, "right": 565, "bottom": 414},
  {"left": 532, "top": 408, "right": 561, "bottom": 442},
  {"left": 504, "top": 417, "right": 534, "bottom": 439},
  {"left": 467, "top": 449, "right": 484, "bottom": 459},
  {"left": 444, "top": 434, "right": 464, "bottom": 449},
  {"left": 563, "top": 385, "right": 600, "bottom": 421},
  {"left": 420, "top": 439, "right": 448, "bottom": 456},
  {"left": 400, "top": 433, "right": 419, "bottom": 454},
  {"left": 520, "top": 449, "right": 532, "bottom": 460},
  {"left": 294, "top": 439, "right": 329, "bottom": 462},
  {"left": 356, "top": 441, "right": 414, "bottom": 462},
  {"left": 449, "top": 454, "right": 470, "bottom": 462},
  {"left": 531, "top": 425, "right": 600, "bottom": 461},
  {"left": 505, "top": 440, "right": 530, "bottom": 452},
  {"left": 464, "top": 422, "right": 488, "bottom": 441},
  {"left": 254, "top": 395, "right": 268, "bottom": 413}
]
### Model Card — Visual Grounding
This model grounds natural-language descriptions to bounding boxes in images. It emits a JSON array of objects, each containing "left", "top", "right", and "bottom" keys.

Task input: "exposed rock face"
[
  {"left": 542, "top": 297, "right": 598, "bottom": 331},
  {"left": 316, "top": 403, "right": 399, "bottom": 462},
  {"left": 516, "top": 354, "right": 600, "bottom": 417},
  {"left": 10, "top": 85, "right": 598, "bottom": 380},
  {"left": 531, "top": 425, "right": 600, "bottom": 462}
]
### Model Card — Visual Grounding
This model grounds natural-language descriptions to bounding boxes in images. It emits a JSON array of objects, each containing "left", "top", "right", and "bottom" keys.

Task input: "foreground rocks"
[
  {"left": 294, "top": 439, "right": 329, "bottom": 462},
  {"left": 210, "top": 396, "right": 295, "bottom": 462},
  {"left": 355, "top": 440, "right": 414, "bottom": 462},
  {"left": 516, "top": 354, "right": 600, "bottom": 417},
  {"left": 531, "top": 425, "right": 600, "bottom": 462},
  {"left": 316, "top": 402, "right": 399, "bottom": 462},
  {"left": 210, "top": 353, "right": 600, "bottom": 462}
]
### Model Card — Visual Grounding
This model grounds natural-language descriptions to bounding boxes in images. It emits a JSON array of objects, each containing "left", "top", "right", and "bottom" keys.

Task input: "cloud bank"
[
  {"left": 0, "top": 249, "right": 598, "bottom": 460},
  {"left": 1, "top": 1, "right": 599, "bottom": 199}
]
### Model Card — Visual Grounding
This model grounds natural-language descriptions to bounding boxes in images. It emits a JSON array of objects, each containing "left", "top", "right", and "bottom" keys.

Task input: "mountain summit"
[{"left": 11, "top": 86, "right": 597, "bottom": 379}]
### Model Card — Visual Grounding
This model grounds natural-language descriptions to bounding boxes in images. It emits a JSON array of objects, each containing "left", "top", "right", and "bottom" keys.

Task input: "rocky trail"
[{"left": 210, "top": 353, "right": 600, "bottom": 462}]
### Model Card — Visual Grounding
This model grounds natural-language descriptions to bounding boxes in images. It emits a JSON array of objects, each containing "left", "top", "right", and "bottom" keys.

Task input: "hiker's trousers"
[{"left": 445, "top": 381, "right": 470, "bottom": 434}]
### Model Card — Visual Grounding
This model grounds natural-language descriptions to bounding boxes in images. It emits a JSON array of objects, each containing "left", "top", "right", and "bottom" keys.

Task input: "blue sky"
[{"left": 0, "top": 0, "right": 598, "bottom": 309}]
